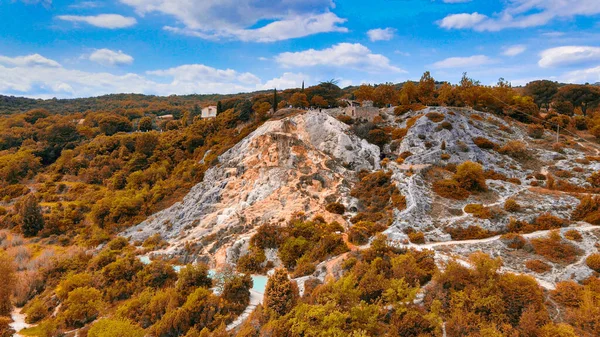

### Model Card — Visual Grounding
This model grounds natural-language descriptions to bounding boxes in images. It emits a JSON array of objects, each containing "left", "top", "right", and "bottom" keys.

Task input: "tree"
[
  {"left": 289, "top": 92, "right": 309, "bottom": 108},
  {"left": 554, "top": 85, "right": 600, "bottom": 115},
  {"left": 272, "top": 89, "right": 278, "bottom": 112},
  {"left": 235, "top": 100, "right": 253, "bottom": 122},
  {"left": 97, "top": 113, "right": 132, "bottom": 135},
  {"left": 18, "top": 194, "right": 44, "bottom": 237},
  {"left": 0, "top": 252, "right": 15, "bottom": 317},
  {"left": 454, "top": 161, "right": 487, "bottom": 192},
  {"left": 216, "top": 101, "right": 223, "bottom": 115},
  {"left": 60, "top": 287, "right": 104, "bottom": 328},
  {"left": 177, "top": 264, "right": 212, "bottom": 293},
  {"left": 525, "top": 80, "right": 558, "bottom": 110},
  {"left": 221, "top": 274, "right": 253, "bottom": 314},
  {"left": 354, "top": 85, "right": 375, "bottom": 102},
  {"left": 88, "top": 318, "right": 145, "bottom": 337},
  {"left": 417, "top": 71, "right": 436, "bottom": 105},
  {"left": 373, "top": 83, "right": 399, "bottom": 107},
  {"left": 399, "top": 81, "right": 417, "bottom": 105},
  {"left": 138, "top": 117, "right": 153, "bottom": 132},
  {"left": 553, "top": 100, "right": 575, "bottom": 116},
  {"left": 264, "top": 269, "right": 299, "bottom": 316},
  {"left": 310, "top": 95, "right": 328, "bottom": 108}
]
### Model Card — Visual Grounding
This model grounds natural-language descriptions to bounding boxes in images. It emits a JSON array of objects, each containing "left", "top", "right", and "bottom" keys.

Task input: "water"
[
  {"left": 251, "top": 275, "right": 268, "bottom": 294},
  {"left": 138, "top": 256, "right": 268, "bottom": 294}
]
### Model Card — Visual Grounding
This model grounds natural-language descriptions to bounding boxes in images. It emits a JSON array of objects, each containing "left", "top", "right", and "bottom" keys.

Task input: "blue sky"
[{"left": 1, "top": 0, "right": 600, "bottom": 98}]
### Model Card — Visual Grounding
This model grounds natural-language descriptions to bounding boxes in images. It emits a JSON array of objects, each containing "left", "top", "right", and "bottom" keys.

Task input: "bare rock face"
[{"left": 122, "top": 111, "right": 380, "bottom": 266}]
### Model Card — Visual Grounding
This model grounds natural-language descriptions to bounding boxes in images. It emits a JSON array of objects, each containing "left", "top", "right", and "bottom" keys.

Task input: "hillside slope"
[
  {"left": 126, "top": 107, "right": 600, "bottom": 287},
  {"left": 123, "top": 111, "right": 380, "bottom": 265}
]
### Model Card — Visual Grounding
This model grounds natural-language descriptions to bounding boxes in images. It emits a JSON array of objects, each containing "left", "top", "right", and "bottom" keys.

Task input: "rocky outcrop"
[{"left": 122, "top": 111, "right": 380, "bottom": 266}]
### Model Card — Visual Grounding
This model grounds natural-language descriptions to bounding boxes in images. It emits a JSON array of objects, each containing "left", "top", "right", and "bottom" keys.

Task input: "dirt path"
[
  {"left": 401, "top": 223, "right": 600, "bottom": 250},
  {"left": 10, "top": 307, "right": 31, "bottom": 337},
  {"left": 226, "top": 290, "right": 263, "bottom": 331}
]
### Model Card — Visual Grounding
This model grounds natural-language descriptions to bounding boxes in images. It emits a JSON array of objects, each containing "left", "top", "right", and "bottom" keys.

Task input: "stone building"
[{"left": 201, "top": 106, "right": 217, "bottom": 119}]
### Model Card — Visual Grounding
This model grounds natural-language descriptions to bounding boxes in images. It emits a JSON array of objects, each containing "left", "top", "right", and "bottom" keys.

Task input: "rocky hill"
[
  {"left": 123, "top": 110, "right": 380, "bottom": 266},
  {"left": 124, "top": 106, "right": 600, "bottom": 288}
]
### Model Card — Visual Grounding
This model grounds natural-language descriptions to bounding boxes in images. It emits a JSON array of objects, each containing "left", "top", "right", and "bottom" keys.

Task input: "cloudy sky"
[{"left": 1, "top": 0, "right": 600, "bottom": 98}]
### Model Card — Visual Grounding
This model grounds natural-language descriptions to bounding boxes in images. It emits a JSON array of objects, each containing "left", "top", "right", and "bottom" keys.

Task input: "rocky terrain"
[
  {"left": 123, "top": 110, "right": 380, "bottom": 266},
  {"left": 125, "top": 106, "right": 600, "bottom": 288}
]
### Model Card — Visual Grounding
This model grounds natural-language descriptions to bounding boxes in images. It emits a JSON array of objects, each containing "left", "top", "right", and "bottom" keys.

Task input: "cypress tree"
[
  {"left": 301, "top": 81, "right": 304, "bottom": 92},
  {"left": 19, "top": 194, "right": 44, "bottom": 237},
  {"left": 272, "top": 88, "right": 278, "bottom": 112},
  {"left": 216, "top": 101, "right": 222, "bottom": 115},
  {"left": 264, "top": 268, "right": 299, "bottom": 316}
]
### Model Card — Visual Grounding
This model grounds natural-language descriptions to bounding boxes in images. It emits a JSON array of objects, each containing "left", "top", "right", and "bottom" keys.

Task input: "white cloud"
[
  {"left": 561, "top": 66, "right": 600, "bottom": 83},
  {"left": 503, "top": 45, "right": 527, "bottom": 57},
  {"left": 69, "top": 1, "right": 102, "bottom": 9},
  {"left": 438, "top": 13, "right": 487, "bottom": 29},
  {"left": 121, "top": 0, "right": 346, "bottom": 42},
  {"left": 147, "top": 64, "right": 261, "bottom": 86},
  {"left": 432, "top": 55, "right": 494, "bottom": 69},
  {"left": 89, "top": 49, "right": 134, "bottom": 66},
  {"left": 0, "top": 53, "right": 308, "bottom": 98},
  {"left": 260, "top": 72, "right": 308, "bottom": 90},
  {"left": 57, "top": 14, "right": 137, "bottom": 29},
  {"left": 367, "top": 28, "right": 396, "bottom": 42},
  {"left": 165, "top": 12, "right": 347, "bottom": 43},
  {"left": 539, "top": 46, "right": 600, "bottom": 68},
  {"left": 275, "top": 43, "right": 404, "bottom": 73},
  {"left": 0, "top": 54, "right": 61, "bottom": 68},
  {"left": 438, "top": 0, "right": 600, "bottom": 31}
]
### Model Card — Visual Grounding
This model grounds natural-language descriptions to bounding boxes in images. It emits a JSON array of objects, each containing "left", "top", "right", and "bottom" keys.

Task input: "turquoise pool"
[{"left": 138, "top": 257, "right": 268, "bottom": 294}]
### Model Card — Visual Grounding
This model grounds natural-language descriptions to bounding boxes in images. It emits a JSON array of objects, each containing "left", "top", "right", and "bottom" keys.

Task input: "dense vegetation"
[{"left": 1, "top": 76, "right": 600, "bottom": 336}]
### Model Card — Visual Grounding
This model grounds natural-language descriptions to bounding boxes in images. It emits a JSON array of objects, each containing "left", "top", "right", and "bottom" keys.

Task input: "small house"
[{"left": 201, "top": 106, "right": 217, "bottom": 119}]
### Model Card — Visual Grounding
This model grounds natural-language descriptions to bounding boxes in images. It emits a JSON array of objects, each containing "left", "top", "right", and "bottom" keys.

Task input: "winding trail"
[
  {"left": 10, "top": 307, "right": 31, "bottom": 337},
  {"left": 226, "top": 290, "right": 264, "bottom": 331}
]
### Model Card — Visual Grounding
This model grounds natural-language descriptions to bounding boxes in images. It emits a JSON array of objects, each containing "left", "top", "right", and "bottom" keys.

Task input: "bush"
[
  {"left": 500, "top": 233, "right": 526, "bottom": 249},
  {"left": 525, "top": 260, "right": 551, "bottom": 273},
  {"left": 23, "top": 298, "right": 49, "bottom": 324},
  {"left": 439, "top": 121, "right": 453, "bottom": 130},
  {"left": 177, "top": 263, "right": 212, "bottom": 292},
  {"left": 531, "top": 231, "right": 581, "bottom": 264},
  {"left": 586, "top": 253, "right": 600, "bottom": 272},
  {"left": 571, "top": 196, "right": 600, "bottom": 225},
  {"left": 504, "top": 199, "right": 521, "bottom": 212},
  {"left": 350, "top": 170, "right": 405, "bottom": 224},
  {"left": 325, "top": 202, "right": 345, "bottom": 215},
  {"left": 237, "top": 248, "right": 266, "bottom": 274},
  {"left": 464, "top": 204, "right": 492, "bottom": 219},
  {"left": 454, "top": 161, "right": 487, "bottom": 192},
  {"left": 408, "top": 231, "right": 425, "bottom": 244},
  {"left": 498, "top": 140, "right": 529, "bottom": 159},
  {"left": 348, "top": 221, "right": 386, "bottom": 245},
  {"left": 336, "top": 115, "right": 354, "bottom": 125},
  {"left": 534, "top": 214, "right": 567, "bottom": 230},
  {"left": 527, "top": 124, "right": 545, "bottom": 139},
  {"left": 88, "top": 318, "right": 145, "bottom": 337},
  {"left": 432, "top": 179, "right": 470, "bottom": 200},
  {"left": 447, "top": 225, "right": 496, "bottom": 240},
  {"left": 587, "top": 171, "right": 600, "bottom": 188},
  {"left": 551, "top": 281, "right": 583, "bottom": 307},
  {"left": 60, "top": 286, "right": 104, "bottom": 328},
  {"left": 391, "top": 128, "right": 408, "bottom": 140},
  {"left": 563, "top": 230, "right": 583, "bottom": 242},
  {"left": 425, "top": 112, "right": 445, "bottom": 123},
  {"left": 440, "top": 153, "right": 451, "bottom": 160},
  {"left": 473, "top": 137, "right": 496, "bottom": 149}
]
